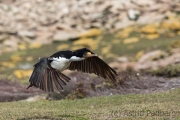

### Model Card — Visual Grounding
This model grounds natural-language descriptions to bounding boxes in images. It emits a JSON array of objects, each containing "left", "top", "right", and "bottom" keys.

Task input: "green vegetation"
[
  {"left": 152, "top": 64, "right": 180, "bottom": 77},
  {"left": 1, "top": 20, "right": 180, "bottom": 120},
  {"left": 1, "top": 28, "right": 180, "bottom": 80},
  {"left": 0, "top": 88, "right": 180, "bottom": 119}
]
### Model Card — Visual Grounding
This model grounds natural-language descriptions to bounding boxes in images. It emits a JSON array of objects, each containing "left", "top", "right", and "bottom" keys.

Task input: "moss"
[
  {"left": 65, "top": 83, "right": 87, "bottom": 100},
  {"left": 140, "top": 25, "right": 158, "bottom": 34},
  {"left": 168, "top": 40, "right": 180, "bottom": 49},
  {"left": 135, "top": 50, "right": 144, "bottom": 61},
  {"left": 79, "top": 28, "right": 101, "bottom": 38},
  {"left": 103, "top": 81, "right": 114, "bottom": 88},
  {"left": 95, "top": 85, "right": 102, "bottom": 90},
  {"left": 152, "top": 64, "right": 180, "bottom": 77}
]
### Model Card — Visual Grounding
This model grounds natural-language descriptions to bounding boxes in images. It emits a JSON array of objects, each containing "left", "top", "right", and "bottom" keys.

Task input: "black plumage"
[
  {"left": 27, "top": 58, "right": 70, "bottom": 92},
  {"left": 67, "top": 57, "right": 117, "bottom": 82},
  {"left": 27, "top": 48, "right": 118, "bottom": 92}
]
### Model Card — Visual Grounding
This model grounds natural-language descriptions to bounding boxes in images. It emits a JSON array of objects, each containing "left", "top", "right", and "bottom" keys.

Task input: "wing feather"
[
  {"left": 67, "top": 56, "right": 118, "bottom": 82},
  {"left": 27, "top": 58, "right": 71, "bottom": 92}
]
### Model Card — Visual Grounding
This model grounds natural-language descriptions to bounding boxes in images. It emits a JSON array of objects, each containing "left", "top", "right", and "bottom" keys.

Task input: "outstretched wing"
[
  {"left": 27, "top": 58, "right": 70, "bottom": 92},
  {"left": 67, "top": 56, "right": 118, "bottom": 82}
]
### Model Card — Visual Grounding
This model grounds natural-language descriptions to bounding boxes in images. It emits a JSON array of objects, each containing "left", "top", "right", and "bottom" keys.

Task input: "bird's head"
[
  {"left": 83, "top": 51, "right": 97, "bottom": 58},
  {"left": 73, "top": 48, "right": 97, "bottom": 59}
]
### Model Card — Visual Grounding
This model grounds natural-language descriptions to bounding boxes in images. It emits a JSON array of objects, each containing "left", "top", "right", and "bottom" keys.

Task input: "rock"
[
  {"left": 56, "top": 24, "right": 72, "bottom": 31},
  {"left": 24, "top": 95, "right": 46, "bottom": 102},
  {"left": 35, "top": 30, "right": 53, "bottom": 44},
  {"left": 135, "top": 53, "right": 180, "bottom": 70},
  {"left": 53, "top": 31, "right": 80, "bottom": 41},
  {"left": 109, "top": 62, "right": 121, "bottom": 69},
  {"left": 135, "top": 50, "right": 169, "bottom": 70},
  {"left": 137, "top": 13, "right": 165, "bottom": 25},
  {"left": 138, "top": 50, "right": 168, "bottom": 63},
  {"left": 117, "top": 56, "right": 129, "bottom": 63},
  {"left": 114, "top": 18, "right": 135, "bottom": 30},
  {"left": 18, "top": 30, "right": 36, "bottom": 38},
  {"left": 91, "top": 22, "right": 102, "bottom": 28},
  {"left": 109, "top": 61, "right": 136, "bottom": 70},
  {"left": 0, "top": 0, "right": 179, "bottom": 55},
  {"left": 127, "top": 9, "right": 141, "bottom": 21},
  {"left": 133, "top": 0, "right": 155, "bottom": 6},
  {"left": 18, "top": 63, "right": 32, "bottom": 69},
  {"left": 0, "top": 35, "right": 8, "bottom": 42},
  {"left": 3, "top": 37, "right": 18, "bottom": 49}
]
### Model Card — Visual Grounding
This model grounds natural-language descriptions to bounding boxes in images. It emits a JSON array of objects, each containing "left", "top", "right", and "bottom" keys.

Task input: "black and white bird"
[{"left": 27, "top": 48, "right": 118, "bottom": 92}]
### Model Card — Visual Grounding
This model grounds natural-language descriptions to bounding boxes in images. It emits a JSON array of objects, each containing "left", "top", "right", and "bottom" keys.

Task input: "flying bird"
[{"left": 27, "top": 48, "right": 118, "bottom": 92}]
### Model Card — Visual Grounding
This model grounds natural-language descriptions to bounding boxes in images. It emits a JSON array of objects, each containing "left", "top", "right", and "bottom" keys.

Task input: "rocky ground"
[
  {"left": 0, "top": 78, "right": 44, "bottom": 102},
  {"left": 1, "top": 0, "right": 180, "bottom": 102},
  {"left": 0, "top": 0, "right": 180, "bottom": 54},
  {"left": 1, "top": 71, "right": 180, "bottom": 102}
]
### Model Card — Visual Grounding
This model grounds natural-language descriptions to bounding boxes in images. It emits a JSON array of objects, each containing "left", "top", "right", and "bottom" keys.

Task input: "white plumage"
[
  {"left": 50, "top": 56, "right": 85, "bottom": 71},
  {"left": 70, "top": 56, "right": 85, "bottom": 61},
  {"left": 50, "top": 57, "right": 71, "bottom": 71}
]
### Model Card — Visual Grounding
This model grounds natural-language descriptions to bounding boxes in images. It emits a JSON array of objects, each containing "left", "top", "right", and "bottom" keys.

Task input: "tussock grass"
[{"left": 0, "top": 88, "right": 180, "bottom": 120}]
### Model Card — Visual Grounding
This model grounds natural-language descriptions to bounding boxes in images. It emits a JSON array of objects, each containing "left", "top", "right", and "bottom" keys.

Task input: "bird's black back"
[
  {"left": 50, "top": 50, "right": 73, "bottom": 59},
  {"left": 50, "top": 48, "right": 93, "bottom": 59}
]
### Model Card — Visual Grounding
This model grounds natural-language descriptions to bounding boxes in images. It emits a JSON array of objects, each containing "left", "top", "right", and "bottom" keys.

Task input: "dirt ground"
[
  {"left": 0, "top": 79, "right": 45, "bottom": 102},
  {"left": 1, "top": 71, "right": 180, "bottom": 102}
]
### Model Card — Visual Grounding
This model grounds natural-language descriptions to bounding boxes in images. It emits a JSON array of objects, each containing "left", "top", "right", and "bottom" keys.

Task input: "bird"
[{"left": 27, "top": 48, "right": 118, "bottom": 92}]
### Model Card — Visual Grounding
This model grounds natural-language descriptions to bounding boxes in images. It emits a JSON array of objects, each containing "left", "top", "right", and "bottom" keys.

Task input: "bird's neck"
[
  {"left": 70, "top": 56, "right": 85, "bottom": 61},
  {"left": 67, "top": 51, "right": 84, "bottom": 61}
]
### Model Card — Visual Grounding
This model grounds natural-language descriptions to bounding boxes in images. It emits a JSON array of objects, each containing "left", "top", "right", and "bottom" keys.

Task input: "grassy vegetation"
[
  {"left": 151, "top": 64, "right": 180, "bottom": 77},
  {"left": 1, "top": 25, "right": 180, "bottom": 120},
  {"left": 0, "top": 88, "right": 180, "bottom": 120},
  {"left": 1, "top": 30, "right": 180, "bottom": 80}
]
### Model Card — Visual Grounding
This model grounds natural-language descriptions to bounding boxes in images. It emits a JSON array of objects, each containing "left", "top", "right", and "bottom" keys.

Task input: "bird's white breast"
[{"left": 50, "top": 57, "right": 71, "bottom": 71}]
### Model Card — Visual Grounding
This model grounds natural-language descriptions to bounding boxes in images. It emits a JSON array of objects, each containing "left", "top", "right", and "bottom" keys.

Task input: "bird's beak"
[{"left": 84, "top": 52, "right": 97, "bottom": 58}]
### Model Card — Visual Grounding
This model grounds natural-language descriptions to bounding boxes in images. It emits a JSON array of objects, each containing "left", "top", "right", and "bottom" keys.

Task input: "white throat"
[{"left": 70, "top": 56, "right": 85, "bottom": 61}]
